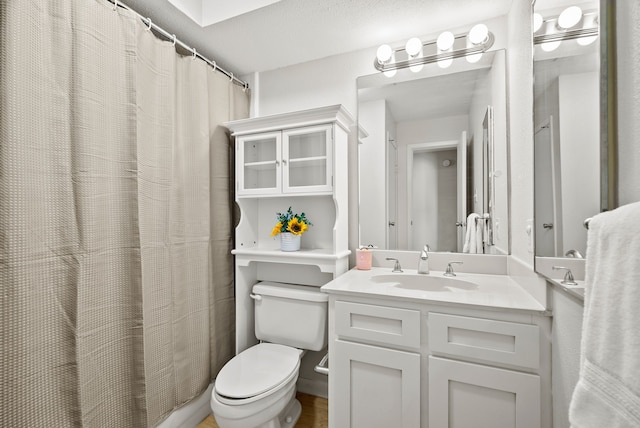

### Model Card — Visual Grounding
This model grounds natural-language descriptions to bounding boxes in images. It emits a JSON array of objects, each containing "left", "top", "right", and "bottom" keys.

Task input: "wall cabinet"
[
  {"left": 237, "top": 124, "right": 333, "bottom": 196},
  {"left": 225, "top": 105, "right": 353, "bottom": 354},
  {"left": 326, "top": 296, "right": 551, "bottom": 428}
]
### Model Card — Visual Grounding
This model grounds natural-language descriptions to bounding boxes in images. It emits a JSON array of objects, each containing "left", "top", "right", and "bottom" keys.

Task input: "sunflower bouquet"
[{"left": 270, "top": 207, "right": 312, "bottom": 237}]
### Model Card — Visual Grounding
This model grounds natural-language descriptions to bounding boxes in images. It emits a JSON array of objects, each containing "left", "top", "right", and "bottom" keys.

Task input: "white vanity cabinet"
[
  {"left": 236, "top": 124, "right": 333, "bottom": 196},
  {"left": 326, "top": 295, "right": 551, "bottom": 428},
  {"left": 427, "top": 312, "right": 543, "bottom": 428},
  {"left": 332, "top": 301, "right": 421, "bottom": 428}
]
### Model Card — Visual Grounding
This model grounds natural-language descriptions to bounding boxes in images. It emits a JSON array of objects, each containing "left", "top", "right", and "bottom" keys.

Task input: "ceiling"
[{"left": 124, "top": 0, "right": 514, "bottom": 76}]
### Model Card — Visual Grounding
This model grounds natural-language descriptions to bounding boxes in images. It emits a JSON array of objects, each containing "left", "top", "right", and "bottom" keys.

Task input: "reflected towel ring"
[{"left": 584, "top": 218, "right": 592, "bottom": 229}]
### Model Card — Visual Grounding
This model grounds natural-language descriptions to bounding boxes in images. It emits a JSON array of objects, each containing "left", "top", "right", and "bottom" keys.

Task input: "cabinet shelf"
[
  {"left": 288, "top": 156, "right": 327, "bottom": 164},
  {"left": 244, "top": 160, "right": 277, "bottom": 170},
  {"left": 232, "top": 247, "right": 351, "bottom": 273}
]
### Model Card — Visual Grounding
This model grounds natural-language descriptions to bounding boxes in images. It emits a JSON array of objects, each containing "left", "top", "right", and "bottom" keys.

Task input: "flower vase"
[{"left": 280, "top": 232, "right": 301, "bottom": 252}]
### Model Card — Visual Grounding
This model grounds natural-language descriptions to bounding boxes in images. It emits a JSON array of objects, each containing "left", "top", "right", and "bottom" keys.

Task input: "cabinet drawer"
[
  {"left": 335, "top": 301, "right": 420, "bottom": 350},
  {"left": 428, "top": 312, "right": 540, "bottom": 370}
]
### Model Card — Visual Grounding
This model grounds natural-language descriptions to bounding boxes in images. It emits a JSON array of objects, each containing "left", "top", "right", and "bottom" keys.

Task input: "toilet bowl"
[
  {"left": 210, "top": 282, "right": 328, "bottom": 428},
  {"left": 211, "top": 344, "right": 303, "bottom": 428}
]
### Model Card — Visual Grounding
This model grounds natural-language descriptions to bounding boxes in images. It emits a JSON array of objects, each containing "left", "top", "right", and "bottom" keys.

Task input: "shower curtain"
[{"left": 0, "top": 1, "right": 249, "bottom": 426}]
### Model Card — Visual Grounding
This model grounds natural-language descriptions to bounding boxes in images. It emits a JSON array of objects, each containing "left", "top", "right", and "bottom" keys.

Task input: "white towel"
[
  {"left": 569, "top": 201, "right": 640, "bottom": 428},
  {"left": 462, "top": 213, "right": 483, "bottom": 253}
]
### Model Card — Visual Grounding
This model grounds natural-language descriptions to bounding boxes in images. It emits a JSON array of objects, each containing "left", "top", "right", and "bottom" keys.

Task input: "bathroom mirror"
[
  {"left": 533, "top": 0, "right": 612, "bottom": 262},
  {"left": 358, "top": 49, "right": 509, "bottom": 254}
]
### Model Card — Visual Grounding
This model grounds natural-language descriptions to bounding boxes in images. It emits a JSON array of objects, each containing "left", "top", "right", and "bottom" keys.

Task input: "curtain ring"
[
  {"left": 212, "top": 61, "right": 217, "bottom": 71},
  {"left": 192, "top": 48, "right": 197, "bottom": 60},
  {"left": 146, "top": 18, "right": 152, "bottom": 31},
  {"left": 243, "top": 82, "right": 249, "bottom": 92},
  {"left": 229, "top": 72, "right": 234, "bottom": 82},
  {"left": 171, "top": 34, "right": 177, "bottom": 47},
  {"left": 113, "top": 0, "right": 118, "bottom": 11}
]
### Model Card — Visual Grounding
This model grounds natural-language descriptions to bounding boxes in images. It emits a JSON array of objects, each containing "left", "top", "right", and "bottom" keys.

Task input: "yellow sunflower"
[
  {"left": 270, "top": 222, "right": 283, "bottom": 237},
  {"left": 286, "top": 218, "right": 308, "bottom": 235}
]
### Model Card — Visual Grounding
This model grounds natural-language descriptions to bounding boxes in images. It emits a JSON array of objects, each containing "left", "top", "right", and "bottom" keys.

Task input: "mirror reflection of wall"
[
  {"left": 358, "top": 49, "right": 508, "bottom": 254},
  {"left": 533, "top": 1, "right": 599, "bottom": 259}
]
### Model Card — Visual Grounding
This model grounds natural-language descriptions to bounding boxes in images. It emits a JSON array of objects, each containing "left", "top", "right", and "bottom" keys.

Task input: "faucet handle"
[
  {"left": 552, "top": 266, "right": 578, "bottom": 285},
  {"left": 444, "top": 261, "right": 463, "bottom": 277},
  {"left": 386, "top": 257, "right": 403, "bottom": 273}
]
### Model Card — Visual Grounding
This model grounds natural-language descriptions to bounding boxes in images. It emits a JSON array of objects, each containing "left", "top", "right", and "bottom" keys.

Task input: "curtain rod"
[{"left": 108, "top": 0, "right": 249, "bottom": 89}]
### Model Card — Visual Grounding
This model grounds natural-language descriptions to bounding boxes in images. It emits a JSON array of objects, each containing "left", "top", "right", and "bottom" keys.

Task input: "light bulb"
[
  {"left": 577, "top": 35, "right": 598, "bottom": 46},
  {"left": 437, "top": 31, "right": 455, "bottom": 51},
  {"left": 533, "top": 13, "right": 543, "bottom": 32},
  {"left": 466, "top": 52, "right": 482, "bottom": 63},
  {"left": 437, "top": 58, "right": 453, "bottom": 69},
  {"left": 383, "top": 68, "right": 397, "bottom": 78},
  {"left": 376, "top": 44, "right": 393, "bottom": 64},
  {"left": 409, "top": 64, "right": 424, "bottom": 73},
  {"left": 468, "top": 24, "right": 489, "bottom": 45},
  {"left": 405, "top": 37, "right": 422, "bottom": 57},
  {"left": 540, "top": 40, "right": 561, "bottom": 52},
  {"left": 558, "top": 6, "right": 582, "bottom": 29}
]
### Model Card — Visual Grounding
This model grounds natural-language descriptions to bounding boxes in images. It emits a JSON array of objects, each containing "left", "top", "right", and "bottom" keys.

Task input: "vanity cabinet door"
[
  {"left": 429, "top": 356, "right": 540, "bottom": 428},
  {"left": 333, "top": 339, "right": 420, "bottom": 428}
]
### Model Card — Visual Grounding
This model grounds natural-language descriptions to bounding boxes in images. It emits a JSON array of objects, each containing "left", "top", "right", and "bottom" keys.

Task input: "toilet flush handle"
[{"left": 249, "top": 293, "right": 262, "bottom": 301}]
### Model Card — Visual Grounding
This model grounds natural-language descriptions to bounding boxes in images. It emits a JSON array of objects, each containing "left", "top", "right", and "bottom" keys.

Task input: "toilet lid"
[{"left": 215, "top": 343, "right": 301, "bottom": 399}]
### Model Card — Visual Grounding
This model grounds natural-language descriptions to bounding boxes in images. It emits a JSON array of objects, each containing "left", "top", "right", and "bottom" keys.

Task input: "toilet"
[{"left": 210, "top": 282, "right": 328, "bottom": 428}]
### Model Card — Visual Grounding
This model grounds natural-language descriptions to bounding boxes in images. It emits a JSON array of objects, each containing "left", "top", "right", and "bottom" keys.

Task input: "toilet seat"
[{"left": 215, "top": 343, "right": 302, "bottom": 403}]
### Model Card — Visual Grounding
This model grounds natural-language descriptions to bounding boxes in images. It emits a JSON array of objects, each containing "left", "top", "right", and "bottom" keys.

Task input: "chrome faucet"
[
  {"left": 386, "top": 257, "right": 403, "bottom": 273},
  {"left": 552, "top": 266, "right": 578, "bottom": 285},
  {"left": 417, "top": 244, "right": 431, "bottom": 274},
  {"left": 444, "top": 261, "right": 463, "bottom": 277}
]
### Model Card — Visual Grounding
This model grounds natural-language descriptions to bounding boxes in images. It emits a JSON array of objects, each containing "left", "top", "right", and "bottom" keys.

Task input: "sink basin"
[{"left": 371, "top": 274, "right": 478, "bottom": 292}]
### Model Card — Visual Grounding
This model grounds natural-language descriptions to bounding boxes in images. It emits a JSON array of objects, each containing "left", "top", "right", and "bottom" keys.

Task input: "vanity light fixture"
[
  {"left": 374, "top": 23, "right": 494, "bottom": 75},
  {"left": 534, "top": 7, "right": 598, "bottom": 48}
]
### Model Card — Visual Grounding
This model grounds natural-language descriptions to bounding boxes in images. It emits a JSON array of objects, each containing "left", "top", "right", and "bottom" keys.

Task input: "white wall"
[{"left": 558, "top": 72, "right": 599, "bottom": 256}]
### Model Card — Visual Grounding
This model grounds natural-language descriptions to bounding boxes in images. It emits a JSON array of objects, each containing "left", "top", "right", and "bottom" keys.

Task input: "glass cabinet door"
[
  {"left": 282, "top": 125, "right": 333, "bottom": 194},
  {"left": 237, "top": 132, "right": 281, "bottom": 195}
]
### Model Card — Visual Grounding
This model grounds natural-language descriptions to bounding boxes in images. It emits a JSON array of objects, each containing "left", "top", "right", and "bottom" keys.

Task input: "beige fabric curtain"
[{"left": 0, "top": 1, "right": 249, "bottom": 426}]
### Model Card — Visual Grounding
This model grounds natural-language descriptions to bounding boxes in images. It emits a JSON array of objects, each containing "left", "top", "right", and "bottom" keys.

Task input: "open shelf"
[{"left": 232, "top": 247, "right": 351, "bottom": 273}]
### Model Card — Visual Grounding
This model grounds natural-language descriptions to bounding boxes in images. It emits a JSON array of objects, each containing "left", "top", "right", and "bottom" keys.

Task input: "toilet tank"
[{"left": 252, "top": 282, "right": 328, "bottom": 351}]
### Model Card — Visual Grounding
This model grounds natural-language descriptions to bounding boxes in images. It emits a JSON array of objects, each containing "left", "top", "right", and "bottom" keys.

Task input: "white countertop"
[{"left": 321, "top": 267, "right": 549, "bottom": 315}]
